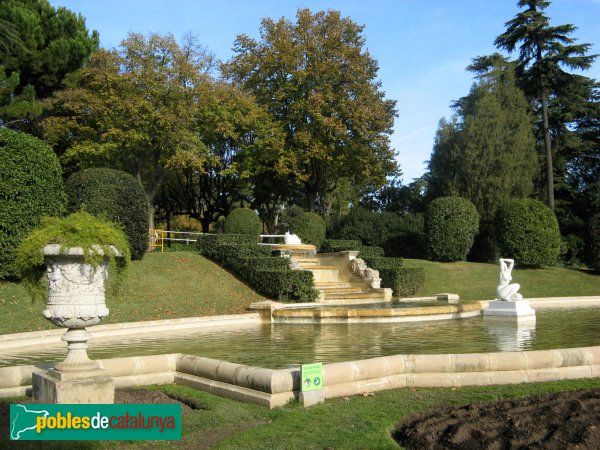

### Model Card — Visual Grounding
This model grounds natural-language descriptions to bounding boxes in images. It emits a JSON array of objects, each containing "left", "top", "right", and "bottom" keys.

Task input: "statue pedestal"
[
  {"left": 484, "top": 299, "right": 536, "bottom": 318},
  {"left": 33, "top": 368, "right": 114, "bottom": 404}
]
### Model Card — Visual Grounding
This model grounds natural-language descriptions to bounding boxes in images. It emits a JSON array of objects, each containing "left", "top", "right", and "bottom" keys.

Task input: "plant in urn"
[{"left": 17, "top": 212, "right": 130, "bottom": 402}]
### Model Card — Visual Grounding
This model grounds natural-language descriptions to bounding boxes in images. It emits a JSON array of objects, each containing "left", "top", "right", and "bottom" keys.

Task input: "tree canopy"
[
  {"left": 494, "top": 0, "right": 597, "bottom": 210},
  {"left": 428, "top": 58, "right": 538, "bottom": 260},
  {"left": 42, "top": 33, "right": 213, "bottom": 228},
  {"left": 0, "top": 0, "right": 98, "bottom": 127},
  {"left": 224, "top": 8, "right": 399, "bottom": 216}
]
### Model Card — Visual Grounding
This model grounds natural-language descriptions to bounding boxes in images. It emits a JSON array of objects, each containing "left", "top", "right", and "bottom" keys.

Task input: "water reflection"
[
  {"left": 1, "top": 308, "right": 599, "bottom": 369},
  {"left": 484, "top": 317, "right": 536, "bottom": 352}
]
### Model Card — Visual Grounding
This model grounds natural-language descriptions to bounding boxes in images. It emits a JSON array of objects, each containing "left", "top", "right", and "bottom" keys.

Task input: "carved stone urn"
[
  {"left": 32, "top": 244, "right": 118, "bottom": 403},
  {"left": 42, "top": 244, "right": 114, "bottom": 371}
]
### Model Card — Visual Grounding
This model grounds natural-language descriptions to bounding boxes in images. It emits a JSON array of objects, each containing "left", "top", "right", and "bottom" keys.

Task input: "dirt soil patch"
[{"left": 393, "top": 388, "right": 600, "bottom": 449}]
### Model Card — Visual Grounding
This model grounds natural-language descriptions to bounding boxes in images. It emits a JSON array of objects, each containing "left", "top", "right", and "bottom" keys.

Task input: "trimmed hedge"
[
  {"left": 223, "top": 208, "right": 261, "bottom": 236},
  {"left": 0, "top": 128, "right": 66, "bottom": 278},
  {"left": 196, "top": 234, "right": 318, "bottom": 302},
  {"left": 65, "top": 168, "right": 148, "bottom": 260},
  {"left": 357, "top": 246, "right": 385, "bottom": 258},
  {"left": 289, "top": 212, "right": 326, "bottom": 248},
  {"left": 497, "top": 199, "right": 561, "bottom": 267},
  {"left": 197, "top": 234, "right": 260, "bottom": 258},
  {"left": 320, "top": 239, "right": 362, "bottom": 253},
  {"left": 587, "top": 213, "right": 600, "bottom": 271},
  {"left": 380, "top": 268, "right": 425, "bottom": 298},
  {"left": 362, "top": 256, "right": 424, "bottom": 297},
  {"left": 425, "top": 196, "right": 479, "bottom": 262}
]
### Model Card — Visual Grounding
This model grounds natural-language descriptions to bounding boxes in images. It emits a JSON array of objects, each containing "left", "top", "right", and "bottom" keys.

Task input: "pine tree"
[
  {"left": 428, "top": 58, "right": 538, "bottom": 260},
  {"left": 494, "top": 0, "right": 597, "bottom": 210}
]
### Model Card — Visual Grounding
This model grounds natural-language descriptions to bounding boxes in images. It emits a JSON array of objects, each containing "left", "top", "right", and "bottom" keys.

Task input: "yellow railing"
[{"left": 148, "top": 229, "right": 165, "bottom": 253}]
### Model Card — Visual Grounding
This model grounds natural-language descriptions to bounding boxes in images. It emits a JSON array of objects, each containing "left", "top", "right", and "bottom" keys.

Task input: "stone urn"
[
  {"left": 33, "top": 244, "right": 119, "bottom": 403},
  {"left": 42, "top": 244, "right": 116, "bottom": 370}
]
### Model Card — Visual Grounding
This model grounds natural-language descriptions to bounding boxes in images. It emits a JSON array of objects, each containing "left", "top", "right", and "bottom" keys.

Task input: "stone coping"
[
  {"left": 2, "top": 346, "right": 599, "bottom": 408},
  {"left": 0, "top": 313, "right": 262, "bottom": 350}
]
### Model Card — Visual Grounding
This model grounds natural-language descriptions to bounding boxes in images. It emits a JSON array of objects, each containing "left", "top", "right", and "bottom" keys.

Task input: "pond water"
[{"left": 2, "top": 308, "right": 600, "bottom": 369}]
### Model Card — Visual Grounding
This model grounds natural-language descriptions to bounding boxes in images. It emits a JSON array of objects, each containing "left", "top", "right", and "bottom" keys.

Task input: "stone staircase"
[{"left": 290, "top": 254, "right": 391, "bottom": 305}]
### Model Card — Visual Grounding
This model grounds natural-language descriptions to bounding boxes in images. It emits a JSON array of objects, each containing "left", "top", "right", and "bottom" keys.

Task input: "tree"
[
  {"left": 428, "top": 57, "right": 538, "bottom": 260},
  {"left": 0, "top": 0, "right": 98, "bottom": 127},
  {"left": 224, "top": 8, "right": 399, "bottom": 217},
  {"left": 42, "top": 33, "right": 213, "bottom": 229},
  {"left": 494, "top": 0, "right": 597, "bottom": 210}
]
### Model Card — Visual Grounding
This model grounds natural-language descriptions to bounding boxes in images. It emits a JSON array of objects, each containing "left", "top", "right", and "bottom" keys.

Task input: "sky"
[{"left": 49, "top": 0, "right": 600, "bottom": 182}]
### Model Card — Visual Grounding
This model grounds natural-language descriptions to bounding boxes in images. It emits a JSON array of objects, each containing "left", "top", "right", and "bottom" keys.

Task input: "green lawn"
[
  {"left": 1, "top": 251, "right": 600, "bottom": 448},
  {"left": 404, "top": 258, "right": 600, "bottom": 301},
  {"left": 3, "top": 378, "right": 600, "bottom": 449},
  {"left": 0, "top": 251, "right": 268, "bottom": 335},
  {"left": 2, "top": 252, "right": 600, "bottom": 334}
]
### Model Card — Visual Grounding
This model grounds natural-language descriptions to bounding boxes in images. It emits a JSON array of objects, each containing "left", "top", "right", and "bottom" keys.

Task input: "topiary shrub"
[
  {"left": 289, "top": 212, "right": 326, "bottom": 248},
  {"left": 223, "top": 208, "right": 262, "bottom": 236},
  {"left": 329, "top": 207, "right": 385, "bottom": 247},
  {"left": 497, "top": 199, "right": 561, "bottom": 267},
  {"left": 0, "top": 128, "right": 66, "bottom": 278},
  {"left": 586, "top": 213, "right": 600, "bottom": 271},
  {"left": 361, "top": 256, "right": 424, "bottom": 297},
  {"left": 320, "top": 239, "right": 362, "bottom": 253},
  {"left": 65, "top": 168, "right": 148, "bottom": 260},
  {"left": 425, "top": 196, "right": 479, "bottom": 262},
  {"left": 382, "top": 213, "right": 427, "bottom": 259}
]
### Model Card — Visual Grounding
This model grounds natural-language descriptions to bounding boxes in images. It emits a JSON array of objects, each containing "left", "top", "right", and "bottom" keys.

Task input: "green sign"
[
  {"left": 10, "top": 404, "right": 181, "bottom": 441},
  {"left": 301, "top": 363, "right": 324, "bottom": 392}
]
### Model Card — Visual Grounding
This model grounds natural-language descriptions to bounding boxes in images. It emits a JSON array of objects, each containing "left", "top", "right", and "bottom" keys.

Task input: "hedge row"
[
  {"left": 196, "top": 234, "right": 318, "bottom": 302},
  {"left": 320, "top": 239, "right": 385, "bottom": 258},
  {"left": 362, "top": 256, "right": 424, "bottom": 298}
]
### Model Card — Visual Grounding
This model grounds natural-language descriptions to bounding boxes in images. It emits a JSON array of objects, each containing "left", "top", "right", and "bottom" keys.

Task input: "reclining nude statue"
[{"left": 496, "top": 258, "right": 523, "bottom": 301}]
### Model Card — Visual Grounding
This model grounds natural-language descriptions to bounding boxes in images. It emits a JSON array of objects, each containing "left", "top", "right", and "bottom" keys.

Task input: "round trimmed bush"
[
  {"left": 223, "top": 208, "right": 261, "bottom": 236},
  {"left": 586, "top": 213, "right": 600, "bottom": 271},
  {"left": 65, "top": 168, "right": 148, "bottom": 260},
  {"left": 289, "top": 212, "right": 326, "bottom": 248},
  {"left": 0, "top": 128, "right": 66, "bottom": 278},
  {"left": 425, "top": 196, "right": 479, "bottom": 262},
  {"left": 497, "top": 199, "right": 561, "bottom": 267}
]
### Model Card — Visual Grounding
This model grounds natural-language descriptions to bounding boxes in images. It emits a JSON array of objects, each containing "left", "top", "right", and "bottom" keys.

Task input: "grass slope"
[
  {"left": 0, "top": 252, "right": 268, "bottom": 335},
  {"left": 404, "top": 258, "right": 600, "bottom": 301}
]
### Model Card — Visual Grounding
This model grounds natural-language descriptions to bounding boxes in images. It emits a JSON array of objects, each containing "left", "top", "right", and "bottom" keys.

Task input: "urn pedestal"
[{"left": 32, "top": 245, "right": 115, "bottom": 404}]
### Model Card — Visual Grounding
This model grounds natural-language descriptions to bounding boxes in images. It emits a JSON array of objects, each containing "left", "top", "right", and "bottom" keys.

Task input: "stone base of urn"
[
  {"left": 32, "top": 327, "right": 114, "bottom": 403},
  {"left": 484, "top": 299, "right": 536, "bottom": 319},
  {"left": 33, "top": 368, "right": 114, "bottom": 404}
]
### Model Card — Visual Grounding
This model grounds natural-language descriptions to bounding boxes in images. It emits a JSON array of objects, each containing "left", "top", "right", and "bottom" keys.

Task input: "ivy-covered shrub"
[
  {"left": 362, "top": 256, "right": 424, "bottom": 297},
  {"left": 196, "top": 234, "right": 318, "bottom": 302},
  {"left": 16, "top": 211, "right": 131, "bottom": 301},
  {"left": 587, "top": 213, "right": 600, "bottom": 271},
  {"left": 223, "top": 208, "right": 261, "bottom": 236},
  {"left": 425, "top": 197, "right": 479, "bottom": 262},
  {"left": 289, "top": 212, "right": 326, "bottom": 248},
  {"left": 0, "top": 128, "right": 66, "bottom": 278},
  {"left": 65, "top": 168, "right": 148, "bottom": 260},
  {"left": 497, "top": 199, "right": 561, "bottom": 267}
]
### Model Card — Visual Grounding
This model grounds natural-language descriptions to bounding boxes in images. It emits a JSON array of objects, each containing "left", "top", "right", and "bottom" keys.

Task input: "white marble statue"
[
  {"left": 284, "top": 232, "right": 302, "bottom": 245},
  {"left": 496, "top": 258, "right": 523, "bottom": 301}
]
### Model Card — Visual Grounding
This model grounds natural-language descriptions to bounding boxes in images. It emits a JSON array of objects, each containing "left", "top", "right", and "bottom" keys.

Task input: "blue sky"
[{"left": 49, "top": 0, "right": 600, "bottom": 182}]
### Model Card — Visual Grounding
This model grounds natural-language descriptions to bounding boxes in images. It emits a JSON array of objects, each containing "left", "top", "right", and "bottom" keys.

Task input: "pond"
[{"left": 2, "top": 307, "right": 599, "bottom": 369}]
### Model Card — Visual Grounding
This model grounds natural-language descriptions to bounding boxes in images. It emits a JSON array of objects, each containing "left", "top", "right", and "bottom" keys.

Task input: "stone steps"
[{"left": 291, "top": 255, "right": 387, "bottom": 304}]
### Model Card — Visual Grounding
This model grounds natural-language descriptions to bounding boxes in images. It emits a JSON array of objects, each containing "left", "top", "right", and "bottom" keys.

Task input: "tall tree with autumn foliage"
[
  {"left": 224, "top": 9, "right": 399, "bottom": 217},
  {"left": 42, "top": 33, "right": 211, "bottom": 228}
]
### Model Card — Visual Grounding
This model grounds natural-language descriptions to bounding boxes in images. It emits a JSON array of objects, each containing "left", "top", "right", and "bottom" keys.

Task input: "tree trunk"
[{"left": 540, "top": 85, "right": 554, "bottom": 210}]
